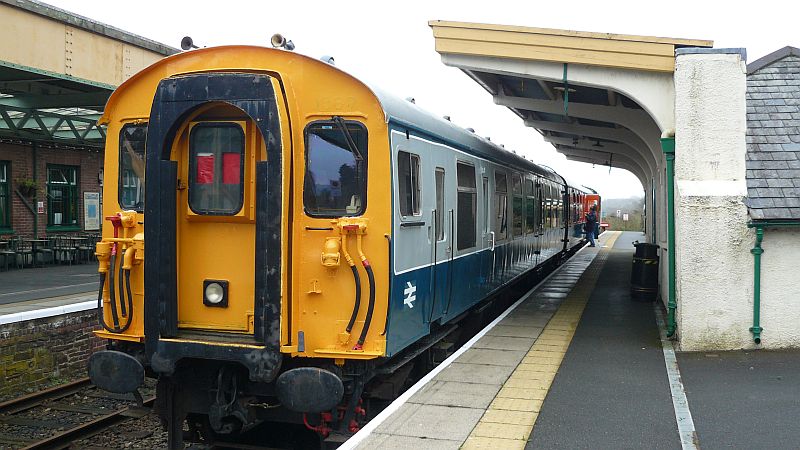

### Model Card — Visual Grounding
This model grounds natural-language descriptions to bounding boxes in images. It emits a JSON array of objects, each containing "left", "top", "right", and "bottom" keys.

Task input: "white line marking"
[
  {"left": 0, "top": 282, "right": 96, "bottom": 297},
  {"left": 341, "top": 244, "right": 595, "bottom": 450},
  {"left": 654, "top": 304, "right": 699, "bottom": 449},
  {"left": 0, "top": 299, "right": 96, "bottom": 325}
]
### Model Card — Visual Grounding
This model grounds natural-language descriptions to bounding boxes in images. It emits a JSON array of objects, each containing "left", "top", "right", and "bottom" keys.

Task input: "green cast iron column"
[{"left": 661, "top": 137, "right": 677, "bottom": 337}]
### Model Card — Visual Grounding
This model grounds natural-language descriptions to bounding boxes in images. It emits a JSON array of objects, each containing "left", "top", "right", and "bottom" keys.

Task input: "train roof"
[{"left": 367, "top": 84, "right": 564, "bottom": 184}]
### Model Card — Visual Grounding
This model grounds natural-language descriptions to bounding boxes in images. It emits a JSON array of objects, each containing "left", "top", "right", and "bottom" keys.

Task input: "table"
[{"left": 23, "top": 239, "right": 49, "bottom": 267}]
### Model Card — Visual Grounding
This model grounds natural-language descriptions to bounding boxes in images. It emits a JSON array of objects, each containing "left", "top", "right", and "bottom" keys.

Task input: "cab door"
[{"left": 175, "top": 113, "right": 261, "bottom": 333}]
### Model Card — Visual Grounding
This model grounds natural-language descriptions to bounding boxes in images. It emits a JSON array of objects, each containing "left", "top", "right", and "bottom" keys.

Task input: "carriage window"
[
  {"left": 189, "top": 123, "right": 245, "bottom": 215},
  {"left": 512, "top": 173, "right": 523, "bottom": 237},
  {"left": 119, "top": 124, "right": 147, "bottom": 210},
  {"left": 398, "top": 151, "right": 421, "bottom": 217},
  {"left": 525, "top": 178, "right": 535, "bottom": 235},
  {"left": 494, "top": 171, "right": 508, "bottom": 241},
  {"left": 456, "top": 162, "right": 476, "bottom": 250},
  {"left": 304, "top": 121, "right": 367, "bottom": 217},
  {"left": 435, "top": 168, "right": 445, "bottom": 241}
]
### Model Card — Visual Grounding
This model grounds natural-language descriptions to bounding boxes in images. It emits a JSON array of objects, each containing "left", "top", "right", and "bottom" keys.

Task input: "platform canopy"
[
  {"left": 0, "top": 0, "right": 178, "bottom": 147},
  {"left": 429, "top": 20, "right": 713, "bottom": 184}
]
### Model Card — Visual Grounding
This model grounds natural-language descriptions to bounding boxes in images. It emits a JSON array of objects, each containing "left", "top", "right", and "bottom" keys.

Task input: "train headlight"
[{"left": 203, "top": 280, "right": 228, "bottom": 307}]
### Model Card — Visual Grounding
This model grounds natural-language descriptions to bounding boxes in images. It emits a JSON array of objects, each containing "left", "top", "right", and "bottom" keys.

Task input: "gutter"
[{"left": 746, "top": 220, "right": 800, "bottom": 344}]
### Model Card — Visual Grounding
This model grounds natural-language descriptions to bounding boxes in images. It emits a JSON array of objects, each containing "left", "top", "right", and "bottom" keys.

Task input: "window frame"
[
  {"left": 397, "top": 150, "right": 422, "bottom": 218},
  {"left": 303, "top": 119, "right": 368, "bottom": 218},
  {"left": 46, "top": 164, "right": 79, "bottom": 230},
  {"left": 435, "top": 167, "right": 445, "bottom": 241},
  {"left": 511, "top": 172, "right": 524, "bottom": 237},
  {"left": 0, "top": 160, "right": 10, "bottom": 232},
  {"left": 118, "top": 123, "right": 147, "bottom": 212},
  {"left": 187, "top": 121, "right": 246, "bottom": 216},
  {"left": 456, "top": 161, "right": 477, "bottom": 251}
]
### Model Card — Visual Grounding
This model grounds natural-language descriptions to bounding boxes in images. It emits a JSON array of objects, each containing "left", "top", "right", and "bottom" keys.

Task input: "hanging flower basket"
[{"left": 15, "top": 178, "right": 39, "bottom": 197}]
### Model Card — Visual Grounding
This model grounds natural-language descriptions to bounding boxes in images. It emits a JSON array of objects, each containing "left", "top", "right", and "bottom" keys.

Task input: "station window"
[
  {"left": 525, "top": 178, "right": 536, "bottom": 235},
  {"left": 398, "top": 151, "right": 421, "bottom": 217},
  {"left": 303, "top": 120, "right": 367, "bottom": 217},
  {"left": 119, "top": 124, "right": 147, "bottom": 211},
  {"left": 456, "top": 162, "right": 476, "bottom": 250},
  {"left": 47, "top": 165, "right": 79, "bottom": 229},
  {"left": 0, "top": 161, "right": 9, "bottom": 231},
  {"left": 188, "top": 123, "right": 245, "bottom": 215},
  {"left": 435, "top": 168, "right": 445, "bottom": 241},
  {"left": 512, "top": 173, "right": 523, "bottom": 237},
  {"left": 494, "top": 171, "right": 508, "bottom": 241}
]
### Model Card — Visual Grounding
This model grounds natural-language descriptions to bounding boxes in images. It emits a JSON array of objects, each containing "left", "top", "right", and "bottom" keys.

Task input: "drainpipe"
[
  {"left": 661, "top": 137, "right": 677, "bottom": 337},
  {"left": 749, "top": 225, "right": 764, "bottom": 344},
  {"left": 32, "top": 142, "right": 38, "bottom": 239},
  {"left": 746, "top": 220, "right": 800, "bottom": 344}
]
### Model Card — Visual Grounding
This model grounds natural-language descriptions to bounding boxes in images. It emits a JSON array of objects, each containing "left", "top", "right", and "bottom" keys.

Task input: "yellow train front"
[{"left": 88, "top": 43, "right": 592, "bottom": 447}]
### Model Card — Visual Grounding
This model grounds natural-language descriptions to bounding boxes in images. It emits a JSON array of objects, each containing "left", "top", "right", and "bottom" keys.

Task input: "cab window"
[
  {"left": 188, "top": 122, "right": 245, "bottom": 215},
  {"left": 304, "top": 121, "right": 367, "bottom": 217},
  {"left": 119, "top": 124, "right": 147, "bottom": 210}
]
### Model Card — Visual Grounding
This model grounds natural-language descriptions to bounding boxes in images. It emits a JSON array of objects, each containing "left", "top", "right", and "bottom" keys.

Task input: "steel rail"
[{"left": 0, "top": 377, "right": 92, "bottom": 415}]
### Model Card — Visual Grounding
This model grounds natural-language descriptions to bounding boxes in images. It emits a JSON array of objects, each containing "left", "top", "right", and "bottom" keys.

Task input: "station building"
[{"left": 0, "top": 0, "right": 176, "bottom": 238}]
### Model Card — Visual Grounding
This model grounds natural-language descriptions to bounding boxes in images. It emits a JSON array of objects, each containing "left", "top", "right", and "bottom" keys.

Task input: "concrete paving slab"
[
  {"left": 372, "top": 402, "right": 485, "bottom": 442},
  {"left": 410, "top": 380, "right": 501, "bottom": 409},
  {"left": 500, "top": 316, "right": 550, "bottom": 328},
  {"left": 486, "top": 325, "right": 543, "bottom": 338},
  {"left": 356, "top": 433, "right": 461, "bottom": 449},
  {"left": 455, "top": 348, "right": 526, "bottom": 367},
  {"left": 435, "top": 362, "right": 515, "bottom": 386},
  {"left": 473, "top": 335, "right": 535, "bottom": 352}
]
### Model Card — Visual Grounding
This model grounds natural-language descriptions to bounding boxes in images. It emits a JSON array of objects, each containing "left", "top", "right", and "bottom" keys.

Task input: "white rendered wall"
[
  {"left": 673, "top": 50, "right": 754, "bottom": 351},
  {"left": 759, "top": 229, "right": 800, "bottom": 347}
]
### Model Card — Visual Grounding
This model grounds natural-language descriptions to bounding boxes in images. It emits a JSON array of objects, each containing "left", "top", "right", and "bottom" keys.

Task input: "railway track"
[{"left": 0, "top": 377, "right": 155, "bottom": 450}]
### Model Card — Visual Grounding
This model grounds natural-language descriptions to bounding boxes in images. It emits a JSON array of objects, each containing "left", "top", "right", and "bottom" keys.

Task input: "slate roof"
[{"left": 745, "top": 46, "right": 800, "bottom": 221}]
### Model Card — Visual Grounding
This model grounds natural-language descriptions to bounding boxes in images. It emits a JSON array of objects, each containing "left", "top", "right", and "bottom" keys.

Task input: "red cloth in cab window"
[
  {"left": 196, "top": 153, "right": 214, "bottom": 184},
  {"left": 222, "top": 153, "right": 241, "bottom": 184}
]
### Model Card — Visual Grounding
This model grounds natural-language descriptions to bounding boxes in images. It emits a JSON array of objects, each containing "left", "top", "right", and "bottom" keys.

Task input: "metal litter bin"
[{"left": 631, "top": 241, "right": 659, "bottom": 301}]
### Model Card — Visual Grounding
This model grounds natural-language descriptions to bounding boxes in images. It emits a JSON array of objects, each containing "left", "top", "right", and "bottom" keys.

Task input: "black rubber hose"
[
  {"left": 345, "top": 265, "right": 362, "bottom": 333},
  {"left": 97, "top": 272, "right": 117, "bottom": 333},
  {"left": 357, "top": 263, "right": 376, "bottom": 346},
  {"left": 108, "top": 253, "right": 120, "bottom": 330},
  {"left": 118, "top": 249, "right": 127, "bottom": 317},
  {"left": 117, "top": 269, "right": 134, "bottom": 333}
]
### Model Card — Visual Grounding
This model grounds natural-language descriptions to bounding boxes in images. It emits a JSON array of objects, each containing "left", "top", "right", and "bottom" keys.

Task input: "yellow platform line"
[{"left": 462, "top": 232, "right": 621, "bottom": 449}]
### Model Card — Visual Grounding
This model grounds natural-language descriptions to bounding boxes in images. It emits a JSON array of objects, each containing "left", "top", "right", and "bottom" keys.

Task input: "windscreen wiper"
[{"left": 332, "top": 116, "right": 364, "bottom": 161}]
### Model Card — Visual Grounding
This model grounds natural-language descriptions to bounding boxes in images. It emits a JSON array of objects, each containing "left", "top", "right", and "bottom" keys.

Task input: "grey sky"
[{"left": 45, "top": 0, "right": 800, "bottom": 199}]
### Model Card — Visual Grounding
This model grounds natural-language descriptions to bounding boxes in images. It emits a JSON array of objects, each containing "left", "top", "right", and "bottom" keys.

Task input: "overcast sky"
[{"left": 45, "top": 0, "right": 800, "bottom": 199}]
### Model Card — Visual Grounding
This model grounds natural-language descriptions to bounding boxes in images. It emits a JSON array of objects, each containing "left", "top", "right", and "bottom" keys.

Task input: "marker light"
[{"left": 203, "top": 280, "right": 228, "bottom": 307}]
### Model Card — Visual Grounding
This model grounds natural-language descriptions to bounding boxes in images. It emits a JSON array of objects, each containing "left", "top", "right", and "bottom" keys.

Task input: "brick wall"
[
  {"left": 0, "top": 141, "right": 104, "bottom": 237},
  {"left": 0, "top": 309, "right": 105, "bottom": 400}
]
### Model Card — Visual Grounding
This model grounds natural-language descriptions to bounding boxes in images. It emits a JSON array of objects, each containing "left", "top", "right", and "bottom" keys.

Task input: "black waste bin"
[{"left": 630, "top": 242, "right": 659, "bottom": 301}]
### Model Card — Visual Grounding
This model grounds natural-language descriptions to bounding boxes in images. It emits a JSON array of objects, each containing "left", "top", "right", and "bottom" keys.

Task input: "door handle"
[{"left": 489, "top": 231, "right": 495, "bottom": 251}]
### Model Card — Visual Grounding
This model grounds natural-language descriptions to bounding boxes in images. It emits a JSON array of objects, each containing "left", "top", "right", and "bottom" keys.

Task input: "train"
[{"left": 87, "top": 41, "right": 601, "bottom": 448}]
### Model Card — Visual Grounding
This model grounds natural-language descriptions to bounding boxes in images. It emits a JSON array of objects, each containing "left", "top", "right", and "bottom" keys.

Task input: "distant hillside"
[{"left": 601, "top": 197, "right": 645, "bottom": 231}]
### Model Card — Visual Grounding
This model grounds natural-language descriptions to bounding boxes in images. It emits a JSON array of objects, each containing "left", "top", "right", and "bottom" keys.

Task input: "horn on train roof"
[{"left": 271, "top": 33, "right": 295, "bottom": 51}]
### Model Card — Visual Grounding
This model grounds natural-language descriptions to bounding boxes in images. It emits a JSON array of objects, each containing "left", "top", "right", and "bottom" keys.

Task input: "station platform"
[
  {"left": 347, "top": 231, "right": 800, "bottom": 449},
  {"left": 0, "top": 263, "right": 96, "bottom": 322}
]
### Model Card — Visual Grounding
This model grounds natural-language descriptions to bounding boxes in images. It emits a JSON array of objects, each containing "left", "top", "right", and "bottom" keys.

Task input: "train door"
[
  {"left": 429, "top": 166, "right": 450, "bottom": 322},
  {"left": 534, "top": 178, "right": 544, "bottom": 264},
  {"left": 175, "top": 109, "right": 262, "bottom": 333},
  {"left": 480, "top": 174, "right": 494, "bottom": 287}
]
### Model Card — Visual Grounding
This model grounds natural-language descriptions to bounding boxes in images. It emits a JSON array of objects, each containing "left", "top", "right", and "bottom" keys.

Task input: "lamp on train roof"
[
  {"left": 466, "top": 127, "right": 475, "bottom": 133},
  {"left": 405, "top": 97, "right": 416, "bottom": 104},
  {"left": 180, "top": 36, "right": 199, "bottom": 51},
  {"left": 320, "top": 55, "right": 335, "bottom": 65},
  {"left": 270, "top": 33, "right": 295, "bottom": 51}
]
